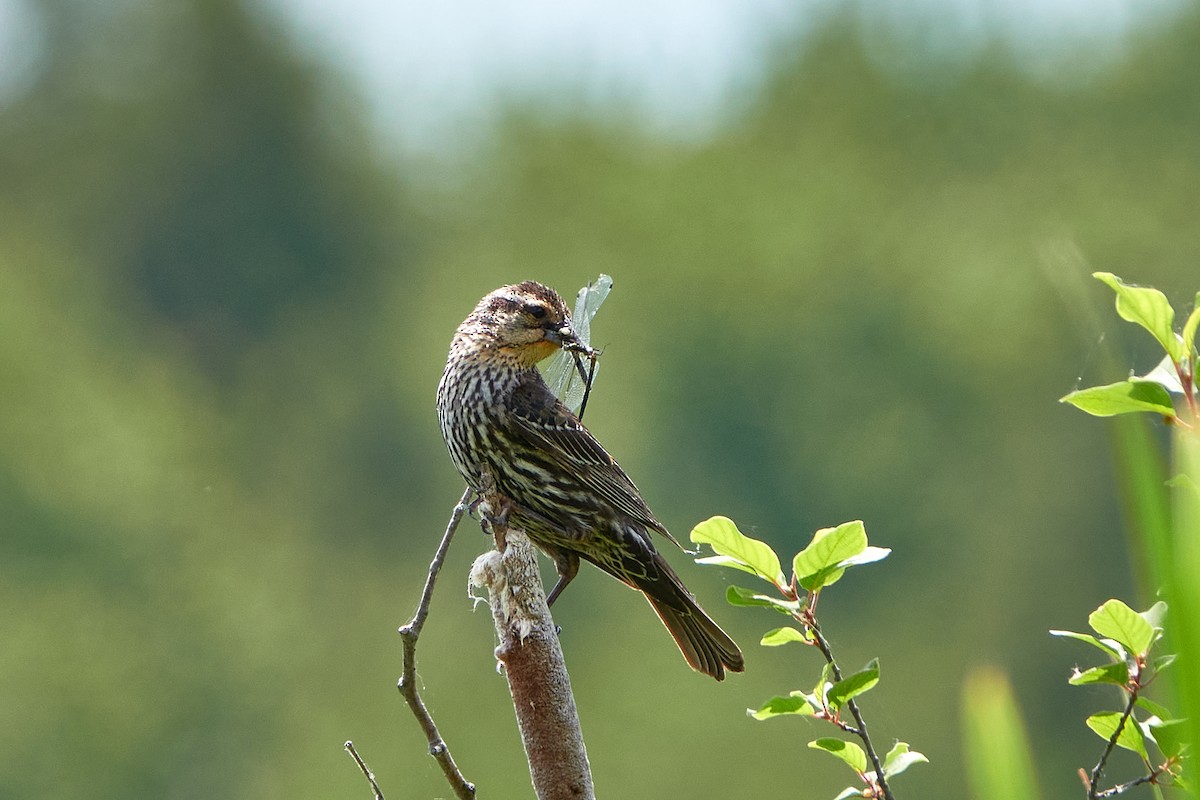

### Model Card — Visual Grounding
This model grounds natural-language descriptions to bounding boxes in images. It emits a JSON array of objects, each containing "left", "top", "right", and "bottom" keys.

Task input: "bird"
[{"left": 436, "top": 280, "right": 744, "bottom": 680}]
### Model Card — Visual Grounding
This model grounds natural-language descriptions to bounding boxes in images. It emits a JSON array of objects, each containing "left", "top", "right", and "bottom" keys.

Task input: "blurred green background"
[{"left": 2, "top": 0, "right": 1198, "bottom": 797}]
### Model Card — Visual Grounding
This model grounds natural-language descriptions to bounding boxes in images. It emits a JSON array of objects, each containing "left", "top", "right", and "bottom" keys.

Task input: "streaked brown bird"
[{"left": 437, "top": 280, "right": 744, "bottom": 680}]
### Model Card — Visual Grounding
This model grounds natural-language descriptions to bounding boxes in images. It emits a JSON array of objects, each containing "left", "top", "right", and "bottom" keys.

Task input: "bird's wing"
[{"left": 506, "top": 373, "right": 682, "bottom": 547}]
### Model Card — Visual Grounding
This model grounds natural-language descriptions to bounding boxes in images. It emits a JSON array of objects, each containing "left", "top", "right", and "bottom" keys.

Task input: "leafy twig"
[
  {"left": 1054, "top": 599, "right": 1177, "bottom": 799},
  {"left": 1085, "top": 687, "right": 1139, "bottom": 800},
  {"left": 692, "top": 517, "right": 920, "bottom": 798},
  {"left": 397, "top": 485, "right": 476, "bottom": 800},
  {"left": 806, "top": 613, "right": 894, "bottom": 800}
]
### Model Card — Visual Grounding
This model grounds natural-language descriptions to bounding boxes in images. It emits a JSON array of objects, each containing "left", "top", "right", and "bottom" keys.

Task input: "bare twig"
[
  {"left": 397, "top": 485, "right": 476, "bottom": 800},
  {"left": 1094, "top": 772, "right": 1158, "bottom": 798},
  {"left": 344, "top": 741, "right": 386, "bottom": 800},
  {"left": 806, "top": 614, "right": 894, "bottom": 800},
  {"left": 471, "top": 497, "right": 595, "bottom": 800}
]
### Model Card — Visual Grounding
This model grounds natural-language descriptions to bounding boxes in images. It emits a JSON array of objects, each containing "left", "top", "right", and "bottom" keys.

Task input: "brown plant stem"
[
  {"left": 397, "top": 485, "right": 476, "bottom": 800},
  {"left": 471, "top": 501, "right": 595, "bottom": 800},
  {"left": 1094, "top": 771, "right": 1159, "bottom": 798},
  {"left": 806, "top": 615, "right": 894, "bottom": 800},
  {"left": 1085, "top": 686, "right": 1139, "bottom": 800},
  {"left": 344, "top": 741, "right": 386, "bottom": 800}
]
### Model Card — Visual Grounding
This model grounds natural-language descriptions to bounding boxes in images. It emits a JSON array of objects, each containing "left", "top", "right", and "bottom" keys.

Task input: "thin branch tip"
[
  {"left": 395, "top": 485, "right": 478, "bottom": 800},
  {"left": 344, "top": 740, "right": 386, "bottom": 800}
]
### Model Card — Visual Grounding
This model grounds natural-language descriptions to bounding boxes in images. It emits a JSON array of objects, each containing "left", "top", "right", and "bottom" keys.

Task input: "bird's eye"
[{"left": 524, "top": 303, "right": 548, "bottom": 320}]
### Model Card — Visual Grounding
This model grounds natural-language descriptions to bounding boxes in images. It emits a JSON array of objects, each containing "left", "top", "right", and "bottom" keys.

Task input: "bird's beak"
[{"left": 546, "top": 324, "right": 591, "bottom": 354}]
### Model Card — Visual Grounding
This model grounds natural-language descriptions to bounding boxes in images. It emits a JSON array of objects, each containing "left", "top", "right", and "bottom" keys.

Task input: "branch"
[
  {"left": 344, "top": 741, "right": 386, "bottom": 800},
  {"left": 397, "top": 485, "right": 476, "bottom": 800},
  {"left": 471, "top": 504, "right": 595, "bottom": 800},
  {"left": 806, "top": 615, "right": 894, "bottom": 800},
  {"left": 1085, "top": 687, "right": 1139, "bottom": 800},
  {"left": 1095, "top": 772, "right": 1158, "bottom": 798}
]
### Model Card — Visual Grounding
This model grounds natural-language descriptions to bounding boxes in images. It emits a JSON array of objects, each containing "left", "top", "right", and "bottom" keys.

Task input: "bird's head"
[{"left": 458, "top": 281, "right": 586, "bottom": 366}]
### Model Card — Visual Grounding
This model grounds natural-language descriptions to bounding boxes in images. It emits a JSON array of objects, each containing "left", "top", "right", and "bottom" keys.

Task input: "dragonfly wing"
[
  {"left": 576, "top": 275, "right": 612, "bottom": 330},
  {"left": 538, "top": 274, "right": 612, "bottom": 413},
  {"left": 541, "top": 350, "right": 577, "bottom": 405}
]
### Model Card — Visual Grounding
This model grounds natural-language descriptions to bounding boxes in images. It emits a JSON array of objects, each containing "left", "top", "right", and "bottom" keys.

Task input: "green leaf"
[
  {"left": 691, "top": 516, "right": 784, "bottom": 585},
  {"left": 1135, "top": 696, "right": 1173, "bottom": 720},
  {"left": 1094, "top": 272, "right": 1182, "bottom": 361},
  {"left": 841, "top": 545, "right": 891, "bottom": 567},
  {"left": 760, "top": 626, "right": 811, "bottom": 646},
  {"left": 1181, "top": 294, "right": 1200, "bottom": 356},
  {"left": 883, "top": 742, "right": 928, "bottom": 779},
  {"left": 748, "top": 694, "right": 814, "bottom": 720},
  {"left": 1144, "top": 717, "right": 1189, "bottom": 758},
  {"left": 815, "top": 662, "right": 836, "bottom": 706},
  {"left": 1153, "top": 653, "right": 1177, "bottom": 673},
  {"left": 1089, "top": 599, "right": 1155, "bottom": 656},
  {"left": 809, "top": 738, "right": 868, "bottom": 773},
  {"left": 726, "top": 585, "right": 774, "bottom": 608},
  {"left": 725, "top": 584, "right": 802, "bottom": 613},
  {"left": 1086, "top": 712, "right": 1148, "bottom": 758},
  {"left": 694, "top": 554, "right": 765, "bottom": 577},
  {"left": 1049, "top": 629, "right": 1126, "bottom": 659},
  {"left": 1060, "top": 380, "right": 1175, "bottom": 418},
  {"left": 1142, "top": 354, "right": 1188, "bottom": 395},
  {"left": 794, "top": 521, "right": 868, "bottom": 591},
  {"left": 1068, "top": 662, "right": 1129, "bottom": 686},
  {"left": 799, "top": 565, "right": 847, "bottom": 591},
  {"left": 1140, "top": 600, "right": 1168, "bottom": 631},
  {"left": 828, "top": 659, "right": 881, "bottom": 711}
]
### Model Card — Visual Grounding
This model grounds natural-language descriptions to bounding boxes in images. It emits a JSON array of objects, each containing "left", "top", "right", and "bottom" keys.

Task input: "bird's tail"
[{"left": 641, "top": 554, "right": 744, "bottom": 681}]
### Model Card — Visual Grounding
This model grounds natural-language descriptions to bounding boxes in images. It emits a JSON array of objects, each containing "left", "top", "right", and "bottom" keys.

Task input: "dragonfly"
[{"left": 541, "top": 274, "right": 612, "bottom": 420}]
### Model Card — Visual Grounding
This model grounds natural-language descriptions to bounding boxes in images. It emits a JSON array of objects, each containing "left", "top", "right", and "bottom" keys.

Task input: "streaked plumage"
[{"left": 436, "top": 281, "right": 744, "bottom": 680}]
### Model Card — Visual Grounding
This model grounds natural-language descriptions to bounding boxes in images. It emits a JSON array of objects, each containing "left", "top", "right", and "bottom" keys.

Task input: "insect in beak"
[
  {"left": 546, "top": 324, "right": 602, "bottom": 418},
  {"left": 547, "top": 324, "right": 580, "bottom": 347},
  {"left": 576, "top": 352, "right": 599, "bottom": 419}
]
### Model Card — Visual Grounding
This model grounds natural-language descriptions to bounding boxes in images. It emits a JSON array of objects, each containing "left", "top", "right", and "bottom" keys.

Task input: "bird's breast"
[{"left": 437, "top": 358, "right": 521, "bottom": 481}]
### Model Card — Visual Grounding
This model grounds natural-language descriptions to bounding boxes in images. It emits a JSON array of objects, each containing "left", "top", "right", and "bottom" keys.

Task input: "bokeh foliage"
[{"left": 2, "top": 1, "right": 1198, "bottom": 797}]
